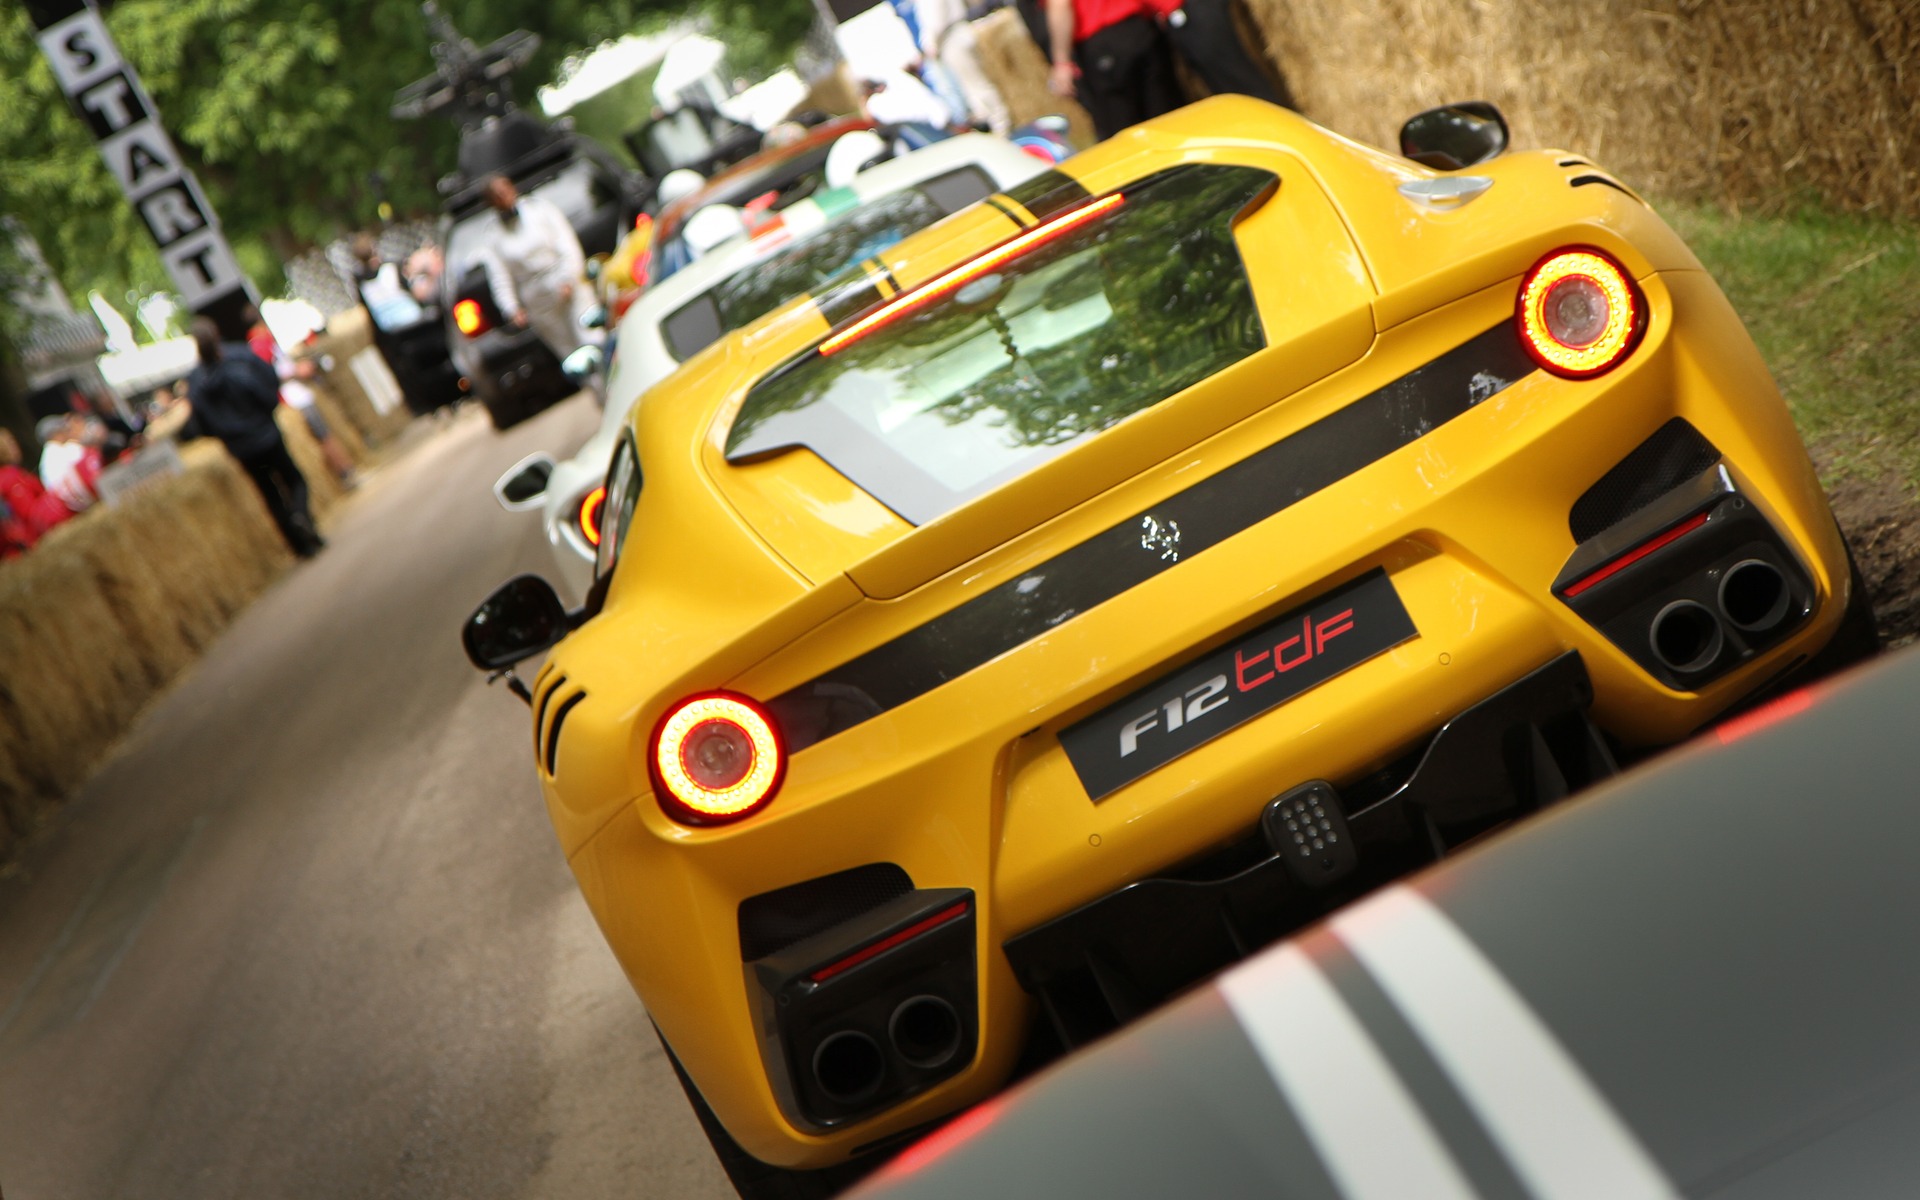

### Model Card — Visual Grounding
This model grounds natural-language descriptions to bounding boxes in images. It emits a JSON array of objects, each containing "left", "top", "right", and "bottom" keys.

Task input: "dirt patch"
[{"left": 1823, "top": 467, "right": 1920, "bottom": 649}]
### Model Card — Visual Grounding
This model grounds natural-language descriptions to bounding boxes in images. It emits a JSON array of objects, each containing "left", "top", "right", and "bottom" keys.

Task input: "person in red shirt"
[
  {"left": 0, "top": 427, "right": 75, "bottom": 557},
  {"left": 1139, "top": 0, "right": 1286, "bottom": 105},
  {"left": 1046, "top": 0, "right": 1181, "bottom": 141}
]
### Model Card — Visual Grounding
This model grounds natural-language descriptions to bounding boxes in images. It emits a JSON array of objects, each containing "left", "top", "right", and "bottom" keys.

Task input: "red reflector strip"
[
  {"left": 818, "top": 193, "right": 1124, "bottom": 357},
  {"left": 1561, "top": 511, "right": 1710, "bottom": 598},
  {"left": 1715, "top": 686, "right": 1818, "bottom": 746},
  {"left": 808, "top": 901, "right": 970, "bottom": 984}
]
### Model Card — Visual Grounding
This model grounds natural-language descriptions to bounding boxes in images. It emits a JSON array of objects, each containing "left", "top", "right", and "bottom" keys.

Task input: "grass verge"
[{"left": 1659, "top": 200, "right": 1920, "bottom": 644}]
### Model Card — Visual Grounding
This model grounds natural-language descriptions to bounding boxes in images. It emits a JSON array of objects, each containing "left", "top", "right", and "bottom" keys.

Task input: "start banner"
[{"left": 26, "top": 0, "right": 256, "bottom": 324}]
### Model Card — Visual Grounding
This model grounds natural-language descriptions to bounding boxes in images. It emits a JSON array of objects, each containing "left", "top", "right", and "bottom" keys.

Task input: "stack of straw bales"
[
  {"left": 0, "top": 442, "right": 288, "bottom": 855},
  {"left": 1, "top": 311, "right": 415, "bottom": 861},
  {"left": 972, "top": 0, "right": 1917, "bottom": 218},
  {"left": 1242, "top": 0, "right": 1917, "bottom": 217}
]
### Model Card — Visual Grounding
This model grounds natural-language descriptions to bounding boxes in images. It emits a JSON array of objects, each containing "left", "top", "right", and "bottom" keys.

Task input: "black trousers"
[
  {"left": 238, "top": 438, "right": 320, "bottom": 555},
  {"left": 1162, "top": 0, "right": 1285, "bottom": 105},
  {"left": 1074, "top": 15, "right": 1182, "bottom": 141}
]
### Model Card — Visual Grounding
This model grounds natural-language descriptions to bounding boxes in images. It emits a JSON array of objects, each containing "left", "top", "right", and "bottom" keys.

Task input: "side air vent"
[
  {"left": 739, "top": 863, "right": 915, "bottom": 962},
  {"left": 533, "top": 671, "right": 567, "bottom": 753},
  {"left": 543, "top": 690, "right": 586, "bottom": 777},
  {"left": 1568, "top": 173, "right": 1640, "bottom": 201},
  {"left": 1570, "top": 418, "right": 1721, "bottom": 543}
]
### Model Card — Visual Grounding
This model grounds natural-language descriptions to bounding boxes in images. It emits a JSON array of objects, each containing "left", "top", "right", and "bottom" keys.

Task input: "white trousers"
[{"left": 937, "top": 22, "right": 1012, "bottom": 136}]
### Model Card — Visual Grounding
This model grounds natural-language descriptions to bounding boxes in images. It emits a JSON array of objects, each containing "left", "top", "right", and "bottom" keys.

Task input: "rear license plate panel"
[{"left": 1060, "top": 569, "right": 1418, "bottom": 800}]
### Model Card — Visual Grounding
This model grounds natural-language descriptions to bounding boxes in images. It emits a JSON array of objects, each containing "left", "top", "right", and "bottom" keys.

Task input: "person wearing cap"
[
  {"left": 467, "top": 174, "right": 596, "bottom": 389},
  {"left": 1045, "top": 0, "right": 1181, "bottom": 141},
  {"left": 36, "top": 413, "right": 102, "bottom": 514},
  {"left": 186, "top": 317, "right": 324, "bottom": 558}
]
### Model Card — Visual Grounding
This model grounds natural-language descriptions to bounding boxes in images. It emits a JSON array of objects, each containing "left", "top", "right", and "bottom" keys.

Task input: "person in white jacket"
[{"left": 469, "top": 175, "right": 595, "bottom": 383}]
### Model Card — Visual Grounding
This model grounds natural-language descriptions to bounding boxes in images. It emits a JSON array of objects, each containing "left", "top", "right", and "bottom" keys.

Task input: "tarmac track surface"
[{"left": 0, "top": 398, "right": 733, "bottom": 1200}]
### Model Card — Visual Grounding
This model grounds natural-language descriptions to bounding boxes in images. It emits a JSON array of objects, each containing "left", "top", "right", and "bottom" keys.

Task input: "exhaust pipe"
[
  {"left": 889, "top": 995, "right": 963, "bottom": 1070},
  {"left": 1718, "top": 559, "right": 1790, "bottom": 634},
  {"left": 812, "top": 1031, "right": 885, "bottom": 1103},
  {"left": 1650, "top": 599, "right": 1724, "bottom": 674}
]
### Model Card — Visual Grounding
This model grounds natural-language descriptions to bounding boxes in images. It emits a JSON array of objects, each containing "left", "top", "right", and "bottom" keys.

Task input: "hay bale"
[
  {"left": 1241, "top": 0, "right": 1920, "bottom": 219},
  {"left": 310, "top": 307, "right": 413, "bottom": 449},
  {"left": 0, "top": 440, "right": 287, "bottom": 857},
  {"left": 802, "top": 68, "right": 862, "bottom": 118},
  {"left": 276, "top": 406, "right": 344, "bottom": 519}
]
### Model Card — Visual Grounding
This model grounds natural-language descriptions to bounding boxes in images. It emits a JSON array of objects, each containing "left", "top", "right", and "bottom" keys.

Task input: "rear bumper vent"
[
  {"left": 739, "top": 863, "right": 914, "bottom": 962},
  {"left": 1570, "top": 418, "right": 1721, "bottom": 543}
]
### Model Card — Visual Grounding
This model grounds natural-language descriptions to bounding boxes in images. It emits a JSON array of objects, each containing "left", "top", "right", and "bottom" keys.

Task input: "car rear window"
[
  {"left": 724, "top": 164, "right": 1275, "bottom": 525},
  {"left": 659, "top": 166, "right": 998, "bottom": 363}
]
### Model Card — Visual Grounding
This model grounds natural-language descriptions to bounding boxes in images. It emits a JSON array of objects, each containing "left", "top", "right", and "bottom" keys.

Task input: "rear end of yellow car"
[{"left": 543, "top": 99, "right": 1861, "bottom": 1171}]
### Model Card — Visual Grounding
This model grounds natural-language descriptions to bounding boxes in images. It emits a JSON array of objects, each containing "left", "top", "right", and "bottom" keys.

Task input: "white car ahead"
[{"left": 493, "top": 133, "right": 1051, "bottom": 596}]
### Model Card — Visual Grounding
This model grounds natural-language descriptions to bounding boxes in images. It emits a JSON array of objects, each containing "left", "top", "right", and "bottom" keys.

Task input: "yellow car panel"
[{"left": 476, "top": 96, "right": 1869, "bottom": 1182}]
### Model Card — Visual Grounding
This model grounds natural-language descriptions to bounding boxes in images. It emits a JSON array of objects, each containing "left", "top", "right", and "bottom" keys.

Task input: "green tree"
[{"left": 0, "top": 0, "right": 815, "bottom": 304}]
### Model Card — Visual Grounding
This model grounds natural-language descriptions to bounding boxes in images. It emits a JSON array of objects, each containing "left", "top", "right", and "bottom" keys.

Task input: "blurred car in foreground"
[
  {"left": 852, "top": 648, "right": 1912, "bottom": 1199},
  {"left": 462, "top": 96, "right": 1875, "bottom": 1196},
  {"left": 494, "top": 132, "right": 1049, "bottom": 597}
]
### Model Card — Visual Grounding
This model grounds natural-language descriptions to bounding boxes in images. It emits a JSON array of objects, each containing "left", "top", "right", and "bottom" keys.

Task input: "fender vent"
[
  {"left": 533, "top": 671, "right": 567, "bottom": 753},
  {"left": 1570, "top": 418, "right": 1721, "bottom": 544},
  {"left": 1568, "top": 173, "right": 1640, "bottom": 201},
  {"left": 739, "top": 863, "right": 914, "bottom": 962},
  {"left": 543, "top": 689, "right": 586, "bottom": 777}
]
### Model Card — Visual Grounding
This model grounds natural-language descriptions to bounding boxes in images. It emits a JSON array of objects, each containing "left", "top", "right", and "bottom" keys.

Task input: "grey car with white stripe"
[{"left": 852, "top": 648, "right": 1919, "bottom": 1199}]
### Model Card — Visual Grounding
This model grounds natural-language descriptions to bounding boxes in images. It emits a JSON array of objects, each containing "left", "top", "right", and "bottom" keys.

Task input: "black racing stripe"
[
  {"left": 813, "top": 271, "right": 887, "bottom": 328},
  {"left": 767, "top": 321, "right": 1538, "bottom": 752},
  {"left": 1000, "top": 168, "right": 1093, "bottom": 221},
  {"left": 982, "top": 194, "right": 1032, "bottom": 227},
  {"left": 1309, "top": 930, "right": 1534, "bottom": 1200}
]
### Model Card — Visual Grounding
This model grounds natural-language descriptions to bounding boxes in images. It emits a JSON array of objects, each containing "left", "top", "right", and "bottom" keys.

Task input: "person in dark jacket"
[{"left": 186, "top": 317, "right": 324, "bottom": 558}]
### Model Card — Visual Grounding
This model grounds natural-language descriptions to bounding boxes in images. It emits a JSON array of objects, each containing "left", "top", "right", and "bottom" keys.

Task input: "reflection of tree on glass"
[
  {"left": 714, "top": 191, "right": 945, "bottom": 332},
  {"left": 728, "top": 166, "right": 1276, "bottom": 525}
]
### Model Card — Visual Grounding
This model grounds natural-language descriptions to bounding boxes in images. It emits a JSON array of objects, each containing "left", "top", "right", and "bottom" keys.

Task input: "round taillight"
[
  {"left": 1516, "top": 247, "right": 1643, "bottom": 378},
  {"left": 650, "top": 693, "right": 786, "bottom": 824},
  {"left": 577, "top": 485, "right": 606, "bottom": 547},
  {"left": 453, "top": 298, "right": 485, "bottom": 337}
]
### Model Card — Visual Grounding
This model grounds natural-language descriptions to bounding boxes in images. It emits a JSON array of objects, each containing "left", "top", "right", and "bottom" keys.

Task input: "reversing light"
[
  {"left": 577, "top": 485, "right": 606, "bottom": 547},
  {"left": 649, "top": 693, "right": 786, "bottom": 824},
  {"left": 819, "top": 192, "right": 1125, "bottom": 357},
  {"left": 453, "top": 297, "right": 487, "bottom": 337},
  {"left": 1516, "top": 247, "right": 1643, "bottom": 378}
]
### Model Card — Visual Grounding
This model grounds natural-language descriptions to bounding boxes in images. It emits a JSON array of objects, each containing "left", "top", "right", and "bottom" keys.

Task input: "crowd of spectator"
[{"left": 2, "top": 307, "right": 342, "bottom": 563}]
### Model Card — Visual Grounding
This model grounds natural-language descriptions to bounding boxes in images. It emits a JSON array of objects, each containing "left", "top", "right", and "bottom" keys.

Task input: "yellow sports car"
[{"left": 462, "top": 97, "right": 1875, "bottom": 1197}]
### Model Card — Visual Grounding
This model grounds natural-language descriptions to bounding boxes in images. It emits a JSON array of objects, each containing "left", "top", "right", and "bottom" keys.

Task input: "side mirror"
[
  {"left": 462, "top": 574, "right": 573, "bottom": 673},
  {"left": 1399, "top": 102, "right": 1509, "bottom": 171},
  {"left": 494, "top": 452, "right": 555, "bottom": 511},
  {"left": 561, "top": 344, "right": 603, "bottom": 383}
]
